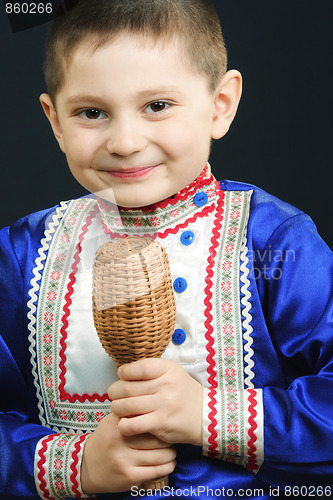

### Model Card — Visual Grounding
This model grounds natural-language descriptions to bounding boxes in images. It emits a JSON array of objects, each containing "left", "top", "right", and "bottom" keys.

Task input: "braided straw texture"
[{"left": 92, "top": 236, "right": 176, "bottom": 367}]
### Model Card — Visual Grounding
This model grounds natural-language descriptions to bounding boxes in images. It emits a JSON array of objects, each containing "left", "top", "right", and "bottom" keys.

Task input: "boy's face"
[{"left": 43, "top": 34, "right": 230, "bottom": 207}]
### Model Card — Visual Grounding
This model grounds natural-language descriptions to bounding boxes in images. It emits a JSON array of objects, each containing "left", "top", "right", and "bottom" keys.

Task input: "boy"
[{"left": 0, "top": 0, "right": 333, "bottom": 498}]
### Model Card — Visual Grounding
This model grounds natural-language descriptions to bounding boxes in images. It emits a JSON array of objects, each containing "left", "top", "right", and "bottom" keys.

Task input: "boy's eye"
[
  {"left": 145, "top": 101, "right": 170, "bottom": 113},
  {"left": 79, "top": 109, "right": 106, "bottom": 120}
]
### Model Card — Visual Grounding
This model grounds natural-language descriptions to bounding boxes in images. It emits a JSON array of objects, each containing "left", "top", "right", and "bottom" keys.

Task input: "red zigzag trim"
[
  {"left": 58, "top": 205, "right": 109, "bottom": 403},
  {"left": 37, "top": 434, "right": 59, "bottom": 500},
  {"left": 246, "top": 389, "right": 259, "bottom": 473},
  {"left": 70, "top": 434, "right": 88, "bottom": 497},
  {"left": 204, "top": 190, "right": 225, "bottom": 458}
]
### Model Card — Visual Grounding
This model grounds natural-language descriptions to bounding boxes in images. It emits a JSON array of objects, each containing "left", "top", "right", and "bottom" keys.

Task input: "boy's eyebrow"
[
  {"left": 136, "top": 87, "right": 184, "bottom": 99},
  {"left": 64, "top": 95, "right": 108, "bottom": 106},
  {"left": 63, "top": 87, "right": 183, "bottom": 106}
]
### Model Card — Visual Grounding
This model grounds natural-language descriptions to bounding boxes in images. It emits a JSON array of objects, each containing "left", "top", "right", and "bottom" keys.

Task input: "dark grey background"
[{"left": 0, "top": 0, "right": 332, "bottom": 248}]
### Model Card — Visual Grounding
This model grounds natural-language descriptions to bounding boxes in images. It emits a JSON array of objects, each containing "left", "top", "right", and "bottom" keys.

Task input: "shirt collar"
[{"left": 96, "top": 164, "right": 220, "bottom": 235}]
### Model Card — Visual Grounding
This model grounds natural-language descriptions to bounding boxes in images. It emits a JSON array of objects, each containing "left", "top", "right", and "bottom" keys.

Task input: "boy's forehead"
[
  {"left": 61, "top": 32, "right": 191, "bottom": 77},
  {"left": 87, "top": 31, "right": 183, "bottom": 54},
  {"left": 57, "top": 32, "right": 208, "bottom": 97}
]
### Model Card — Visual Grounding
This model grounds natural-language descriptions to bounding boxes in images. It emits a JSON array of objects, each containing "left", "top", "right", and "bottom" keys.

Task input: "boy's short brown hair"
[{"left": 44, "top": 0, "right": 227, "bottom": 103}]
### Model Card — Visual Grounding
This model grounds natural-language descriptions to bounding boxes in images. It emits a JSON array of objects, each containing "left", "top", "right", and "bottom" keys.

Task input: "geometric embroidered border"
[
  {"left": 204, "top": 190, "right": 263, "bottom": 471},
  {"left": 33, "top": 198, "right": 111, "bottom": 431},
  {"left": 34, "top": 432, "right": 91, "bottom": 499},
  {"left": 27, "top": 202, "right": 70, "bottom": 431},
  {"left": 216, "top": 191, "right": 252, "bottom": 467},
  {"left": 215, "top": 190, "right": 252, "bottom": 393},
  {"left": 240, "top": 193, "right": 256, "bottom": 390}
]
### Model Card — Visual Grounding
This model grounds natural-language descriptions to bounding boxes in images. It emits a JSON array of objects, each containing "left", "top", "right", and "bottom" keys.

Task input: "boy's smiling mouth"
[{"left": 104, "top": 164, "right": 161, "bottom": 179}]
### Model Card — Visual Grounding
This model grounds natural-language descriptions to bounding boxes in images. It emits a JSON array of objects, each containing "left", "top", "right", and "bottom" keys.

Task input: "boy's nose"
[{"left": 106, "top": 120, "right": 147, "bottom": 157}]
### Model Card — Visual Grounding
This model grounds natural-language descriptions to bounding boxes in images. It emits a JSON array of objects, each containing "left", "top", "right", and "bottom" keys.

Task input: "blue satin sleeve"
[
  {"left": 0, "top": 215, "right": 57, "bottom": 498},
  {"left": 251, "top": 207, "right": 333, "bottom": 487}
]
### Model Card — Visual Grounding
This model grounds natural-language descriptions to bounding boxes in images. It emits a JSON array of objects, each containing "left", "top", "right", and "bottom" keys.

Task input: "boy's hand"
[
  {"left": 81, "top": 413, "right": 176, "bottom": 494},
  {"left": 108, "top": 358, "right": 203, "bottom": 447}
]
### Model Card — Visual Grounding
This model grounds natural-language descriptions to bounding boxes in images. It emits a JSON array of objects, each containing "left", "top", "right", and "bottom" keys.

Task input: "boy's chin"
[
  {"left": 93, "top": 188, "right": 168, "bottom": 209},
  {"left": 94, "top": 187, "right": 178, "bottom": 209}
]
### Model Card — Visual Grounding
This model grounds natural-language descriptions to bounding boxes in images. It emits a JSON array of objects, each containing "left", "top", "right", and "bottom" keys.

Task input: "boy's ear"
[
  {"left": 211, "top": 70, "right": 242, "bottom": 140},
  {"left": 40, "top": 93, "right": 65, "bottom": 152}
]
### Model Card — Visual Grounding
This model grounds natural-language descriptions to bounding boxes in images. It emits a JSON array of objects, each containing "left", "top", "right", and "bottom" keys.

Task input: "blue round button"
[
  {"left": 172, "top": 329, "right": 186, "bottom": 345},
  {"left": 173, "top": 277, "right": 188, "bottom": 293},
  {"left": 180, "top": 230, "right": 195, "bottom": 246},
  {"left": 193, "top": 192, "right": 208, "bottom": 207}
]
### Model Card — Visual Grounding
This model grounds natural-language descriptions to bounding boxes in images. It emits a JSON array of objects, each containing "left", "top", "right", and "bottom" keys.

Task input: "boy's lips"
[{"left": 105, "top": 164, "right": 161, "bottom": 179}]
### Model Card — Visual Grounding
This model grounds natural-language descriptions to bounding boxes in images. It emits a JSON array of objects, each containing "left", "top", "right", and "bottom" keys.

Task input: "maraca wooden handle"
[{"left": 141, "top": 475, "right": 169, "bottom": 491}]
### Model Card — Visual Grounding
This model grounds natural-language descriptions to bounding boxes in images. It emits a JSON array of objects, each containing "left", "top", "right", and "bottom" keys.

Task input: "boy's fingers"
[
  {"left": 110, "top": 394, "right": 154, "bottom": 417},
  {"left": 118, "top": 358, "right": 170, "bottom": 381},
  {"left": 126, "top": 434, "right": 173, "bottom": 450},
  {"left": 133, "top": 447, "right": 177, "bottom": 467},
  {"left": 118, "top": 413, "right": 159, "bottom": 438},
  {"left": 131, "top": 460, "right": 177, "bottom": 486},
  {"left": 108, "top": 379, "right": 155, "bottom": 401}
]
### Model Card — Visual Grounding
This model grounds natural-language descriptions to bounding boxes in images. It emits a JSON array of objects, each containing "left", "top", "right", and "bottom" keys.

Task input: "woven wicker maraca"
[{"left": 92, "top": 236, "right": 176, "bottom": 490}]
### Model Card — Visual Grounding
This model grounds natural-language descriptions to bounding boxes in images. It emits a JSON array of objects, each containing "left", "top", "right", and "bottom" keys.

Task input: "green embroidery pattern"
[
  {"left": 98, "top": 178, "right": 219, "bottom": 234},
  {"left": 214, "top": 191, "right": 252, "bottom": 466},
  {"left": 36, "top": 198, "right": 110, "bottom": 431},
  {"left": 39, "top": 433, "right": 86, "bottom": 499}
]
